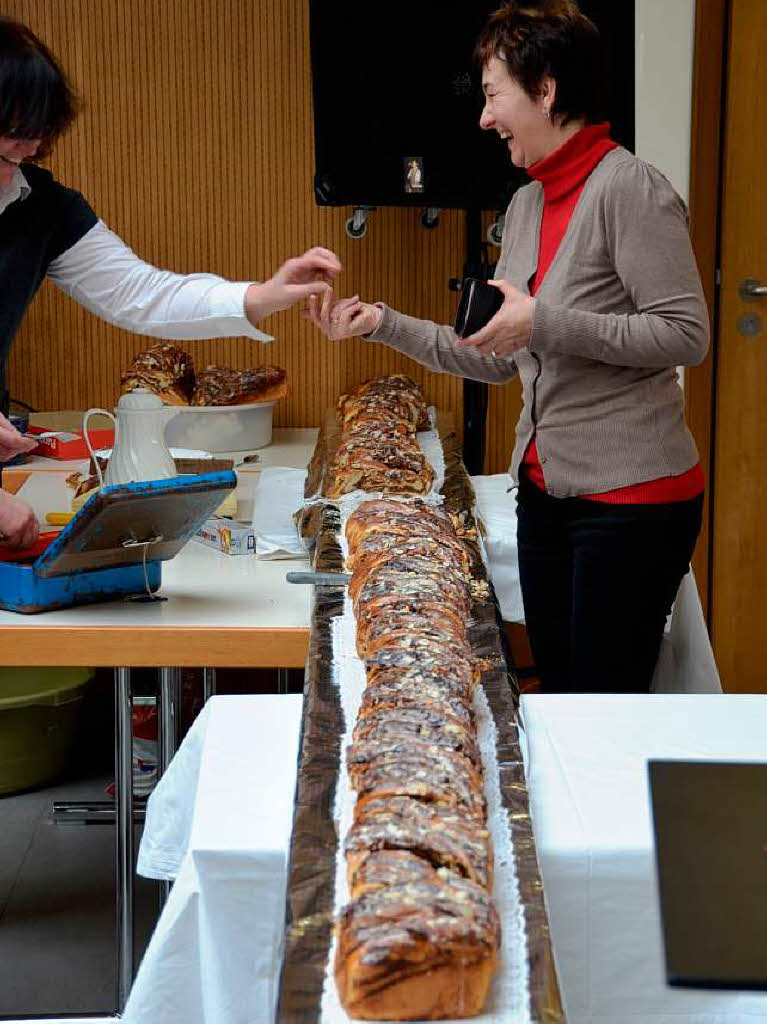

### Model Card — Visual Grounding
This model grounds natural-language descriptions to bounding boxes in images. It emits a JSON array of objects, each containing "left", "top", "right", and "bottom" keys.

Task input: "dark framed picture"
[{"left": 403, "top": 156, "right": 425, "bottom": 194}]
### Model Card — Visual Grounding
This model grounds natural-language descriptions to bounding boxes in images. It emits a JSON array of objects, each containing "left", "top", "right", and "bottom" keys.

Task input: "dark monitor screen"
[{"left": 649, "top": 760, "right": 767, "bottom": 990}]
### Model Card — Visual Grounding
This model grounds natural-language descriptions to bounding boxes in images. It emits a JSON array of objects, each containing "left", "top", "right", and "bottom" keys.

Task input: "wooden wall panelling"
[{"left": 6, "top": 0, "right": 488, "bottom": 449}]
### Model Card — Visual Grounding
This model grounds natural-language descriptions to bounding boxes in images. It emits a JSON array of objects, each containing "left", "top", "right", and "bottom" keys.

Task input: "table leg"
[
  {"left": 158, "top": 667, "right": 181, "bottom": 774},
  {"left": 157, "top": 668, "right": 181, "bottom": 908},
  {"left": 277, "top": 668, "right": 289, "bottom": 694},
  {"left": 115, "top": 666, "right": 135, "bottom": 1013},
  {"left": 52, "top": 669, "right": 145, "bottom": 825},
  {"left": 203, "top": 667, "right": 217, "bottom": 702}
]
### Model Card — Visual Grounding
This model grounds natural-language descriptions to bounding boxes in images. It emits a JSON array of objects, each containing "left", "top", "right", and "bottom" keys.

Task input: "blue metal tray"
[{"left": 0, "top": 470, "right": 236, "bottom": 613}]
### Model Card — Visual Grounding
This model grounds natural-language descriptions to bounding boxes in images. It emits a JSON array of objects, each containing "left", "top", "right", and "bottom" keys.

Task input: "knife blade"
[{"left": 285, "top": 570, "right": 351, "bottom": 586}]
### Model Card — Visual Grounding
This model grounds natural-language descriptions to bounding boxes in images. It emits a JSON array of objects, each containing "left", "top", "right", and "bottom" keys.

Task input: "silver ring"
[{"left": 491, "top": 349, "right": 497, "bottom": 358}]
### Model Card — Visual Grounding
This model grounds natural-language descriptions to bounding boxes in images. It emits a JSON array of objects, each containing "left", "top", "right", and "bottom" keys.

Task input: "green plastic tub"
[{"left": 0, "top": 667, "right": 94, "bottom": 795}]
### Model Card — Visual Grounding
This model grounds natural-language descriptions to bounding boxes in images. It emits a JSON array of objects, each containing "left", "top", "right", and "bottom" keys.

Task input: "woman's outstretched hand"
[
  {"left": 303, "top": 289, "right": 383, "bottom": 340},
  {"left": 454, "top": 279, "right": 535, "bottom": 358}
]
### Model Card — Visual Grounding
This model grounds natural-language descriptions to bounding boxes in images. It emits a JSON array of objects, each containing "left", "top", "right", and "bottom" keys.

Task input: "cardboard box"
[
  {"left": 28, "top": 425, "right": 114, "bottom": 460},
  {"left": 192, "top": 516, "right": 256, "bottom": 555}
]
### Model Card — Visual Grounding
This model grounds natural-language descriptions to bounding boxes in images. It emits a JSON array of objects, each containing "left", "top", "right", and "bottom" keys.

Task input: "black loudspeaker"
[{"left": 309, "top": 1, "right": 635, "bottom": 211}]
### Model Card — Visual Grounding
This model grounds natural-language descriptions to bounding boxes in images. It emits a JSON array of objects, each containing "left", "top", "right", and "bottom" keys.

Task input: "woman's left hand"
[{"left": 454, "top": 280, "right": 535, "bottom": 358}]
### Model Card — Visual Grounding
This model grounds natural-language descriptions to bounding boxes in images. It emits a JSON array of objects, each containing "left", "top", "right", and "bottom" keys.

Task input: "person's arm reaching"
[
  {"left": 48, "top": 223, "right": 341, "bottom": 341},
  {"left": 304, "top": 290, "right": 519, "bottom": 386}
]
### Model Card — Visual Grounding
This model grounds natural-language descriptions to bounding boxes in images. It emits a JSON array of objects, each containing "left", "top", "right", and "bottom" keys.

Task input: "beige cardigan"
[{"left": 367, "top": 147, "right": 709, "bottom": 497}]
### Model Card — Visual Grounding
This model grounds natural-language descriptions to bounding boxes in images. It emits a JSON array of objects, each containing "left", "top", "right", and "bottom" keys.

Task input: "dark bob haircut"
[
  {"left": 475, "top": 0, "right": 606, "bottom": 126},
  {"left": 0, "top": 18, "right": 79, "bottom": 158}
]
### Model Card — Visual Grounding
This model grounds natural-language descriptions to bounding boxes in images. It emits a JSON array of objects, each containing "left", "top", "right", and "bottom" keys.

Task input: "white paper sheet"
[{"left": 252, "top": 466, "right": 311, "bottom": 558}]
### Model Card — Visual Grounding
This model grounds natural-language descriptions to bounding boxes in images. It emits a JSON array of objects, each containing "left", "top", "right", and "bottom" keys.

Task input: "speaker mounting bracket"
[{"left": 486, "top": 212, "right": 504, "bottom": 248}]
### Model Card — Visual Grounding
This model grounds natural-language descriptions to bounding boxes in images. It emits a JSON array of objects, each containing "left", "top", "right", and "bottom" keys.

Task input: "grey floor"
[{"left": 0, "top": 772, "right": 157, "bottom": 1018}]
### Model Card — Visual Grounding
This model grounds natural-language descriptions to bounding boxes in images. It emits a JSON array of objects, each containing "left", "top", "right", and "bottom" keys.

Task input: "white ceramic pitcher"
[{"left": 83, "top": 389, "right": 178, "bottom": 486}]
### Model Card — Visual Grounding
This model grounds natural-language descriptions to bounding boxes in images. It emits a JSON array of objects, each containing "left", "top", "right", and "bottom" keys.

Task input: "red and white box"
[{"left": 27, "top": 425, "right": 114, "bottom": 460}]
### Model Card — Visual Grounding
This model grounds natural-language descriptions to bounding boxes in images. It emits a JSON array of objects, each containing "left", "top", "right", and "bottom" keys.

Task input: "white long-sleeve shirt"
[{"left": 2, "top": 167, "right": 272, "bottom": 342}]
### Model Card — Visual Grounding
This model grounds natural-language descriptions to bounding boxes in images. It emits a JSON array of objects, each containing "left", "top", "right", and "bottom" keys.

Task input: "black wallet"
[{"left": 454, "top": 278, "right": 504, "bottom": 338}]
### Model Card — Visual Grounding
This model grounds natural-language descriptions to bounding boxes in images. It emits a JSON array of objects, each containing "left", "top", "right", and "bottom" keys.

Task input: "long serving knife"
[{"left": 285, "top": 570, "right": 351, "bottom": 586}]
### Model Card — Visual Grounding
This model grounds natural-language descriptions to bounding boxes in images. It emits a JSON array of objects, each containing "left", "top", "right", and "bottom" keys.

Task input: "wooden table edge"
[{"left": 0, "top": 626, "right": 310, "bottom": 667}]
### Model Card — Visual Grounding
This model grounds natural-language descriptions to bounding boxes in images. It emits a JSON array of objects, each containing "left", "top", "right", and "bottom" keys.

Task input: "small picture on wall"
[{"left": 404, "top": 156, "right": 425, "bottom": 194}]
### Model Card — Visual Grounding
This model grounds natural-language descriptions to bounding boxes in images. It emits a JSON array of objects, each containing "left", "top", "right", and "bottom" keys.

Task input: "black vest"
[{"left": 0, "top": 163, "right": 97, "bottom": 413}]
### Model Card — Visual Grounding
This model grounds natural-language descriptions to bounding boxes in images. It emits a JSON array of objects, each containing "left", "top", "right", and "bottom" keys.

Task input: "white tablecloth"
[
  {"left": 124, "top": 695, "right": 304, "bottom": 1024},
  {"left": 471, "top": 473, "right": 524, "bottom": 624},
  {"left": 520, "top": 693, "right": 767, "bottom": 1024}
]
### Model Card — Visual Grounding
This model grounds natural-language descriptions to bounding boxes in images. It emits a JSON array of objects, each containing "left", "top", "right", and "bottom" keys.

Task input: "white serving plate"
[{"left": 164, "top": 401, "right": 276, "bottom": 452}]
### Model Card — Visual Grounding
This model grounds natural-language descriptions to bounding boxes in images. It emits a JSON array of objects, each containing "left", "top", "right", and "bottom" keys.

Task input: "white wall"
[
  {"left": 634, "top": 0, "right": 696, "bottom": 202},
  {"left": 635, "top": 0, "right": 697, "bottom": 389}
]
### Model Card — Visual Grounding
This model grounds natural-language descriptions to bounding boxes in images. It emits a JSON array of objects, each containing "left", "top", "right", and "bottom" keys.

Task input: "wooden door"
[{"left": 711, "top": 0, "right": 767, "bottom": 691}]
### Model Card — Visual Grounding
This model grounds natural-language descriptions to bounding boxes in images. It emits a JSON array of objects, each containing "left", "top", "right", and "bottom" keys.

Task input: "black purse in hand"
[{"left": 454, "top": 278, "right": 504, "bottom": 339}]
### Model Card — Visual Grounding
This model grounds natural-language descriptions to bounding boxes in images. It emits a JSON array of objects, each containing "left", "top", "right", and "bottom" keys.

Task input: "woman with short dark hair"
[
  {"left": 475, "top": 0, "right": 606, "bottom": 127},
  {"left": 0, "top": 20, "right": 78, "bottom": 158},
  {"left": 308, "top": 0, "right": 709, "bottom": 694},
  {"left": 0, "top": 17, "right": 341, "bottom": 549}
]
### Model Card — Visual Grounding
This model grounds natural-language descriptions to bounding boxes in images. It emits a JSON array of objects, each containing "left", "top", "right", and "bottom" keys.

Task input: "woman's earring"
[{"left": 543, "top": 107, "right": 551, "bottom": 119}]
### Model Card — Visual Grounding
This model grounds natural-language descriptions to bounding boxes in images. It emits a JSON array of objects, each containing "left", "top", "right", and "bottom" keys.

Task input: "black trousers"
[{"left": 516, "top": 474, "right": 704, "bottom": 693}]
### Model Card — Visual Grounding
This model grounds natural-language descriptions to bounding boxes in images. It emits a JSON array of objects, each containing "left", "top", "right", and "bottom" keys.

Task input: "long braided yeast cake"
[
  {"left": 333, "top": 500, "right": 500, "bottom": 1020},
  {"left": 324, "top": 375, "right": 434, "bottom": 498}
]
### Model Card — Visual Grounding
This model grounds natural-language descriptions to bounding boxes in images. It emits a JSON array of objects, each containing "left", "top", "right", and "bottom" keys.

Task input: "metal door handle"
[{"left": 739, "top": 278, "right": 767, "bottom": 300}]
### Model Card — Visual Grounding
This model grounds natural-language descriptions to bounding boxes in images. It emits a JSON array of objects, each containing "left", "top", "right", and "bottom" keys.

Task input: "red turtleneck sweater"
[{"left": 521, "top": 122, "right": 704, "bottom": 503}]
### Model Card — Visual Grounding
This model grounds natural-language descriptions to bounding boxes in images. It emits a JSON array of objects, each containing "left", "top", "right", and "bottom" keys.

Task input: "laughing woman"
[{"left": 307, "top": 0, "right": 709, "bottom": 694}]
